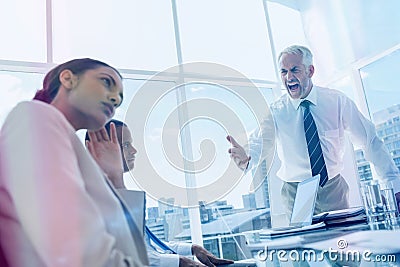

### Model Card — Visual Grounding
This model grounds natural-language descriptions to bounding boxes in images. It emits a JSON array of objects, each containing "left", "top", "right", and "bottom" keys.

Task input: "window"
[
  {"left": 266, "top": 1, "right": 308, "bottom": 58},
  {"left": 356, "top": 49, "right": 400, "bottom": 180},
  {"left": 6, "top": 0, "right": 397, "bottom": 257},
  {"left": 327, "top": 75, "right": 355, "bottom": 101},
  {"left": 0, "top": 0, "right": 47, "bottom": 62},
  {"left": 177, "top": 0, "right": 276, "bottom": 81},
  {"left": 52, "top": 0, "right": 178, "bottom": 70},
  {"left": 361, "top": 49, "right": 400, "bottom": 120},
  {"left": 0, "top": 0, "right": 309, "bottom": 255},
  {"left": 0, "top": 71, "right": 44, "bottom": 127}
]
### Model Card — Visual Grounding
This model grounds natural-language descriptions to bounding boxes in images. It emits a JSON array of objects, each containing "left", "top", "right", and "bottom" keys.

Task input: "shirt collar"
[{"left": 290, "top": 85, "right": 318, "bottom": 110}]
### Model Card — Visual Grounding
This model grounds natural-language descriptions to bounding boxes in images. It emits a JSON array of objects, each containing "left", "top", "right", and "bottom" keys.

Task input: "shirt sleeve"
[
  {"left": 146, "top": 240, "right": 180, "bottom": 267},
  {"left": 145, "top": 227, "right": 192, "bottom": 267},
  {"left": 342, "top": 97, "right": 400, "bottom": 191},
  {"left": 244, "top": 113, "right": 276, "bottom": 190},
  {"left": 0, "top": 103, "right": 144, "bottom": 267},
  {"left": 167, "top": 241, "right": 192, "bottom": 256}
]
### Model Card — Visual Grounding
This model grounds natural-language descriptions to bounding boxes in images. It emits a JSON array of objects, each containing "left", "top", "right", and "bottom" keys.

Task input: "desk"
[{"left": 245, "top": 223, "right": 400, "bottom": 267}]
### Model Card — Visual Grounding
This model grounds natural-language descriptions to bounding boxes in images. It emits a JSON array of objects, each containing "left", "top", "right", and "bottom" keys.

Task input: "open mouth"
[{"left": 288, "top": 83, "right": 299, "bottom": 91}]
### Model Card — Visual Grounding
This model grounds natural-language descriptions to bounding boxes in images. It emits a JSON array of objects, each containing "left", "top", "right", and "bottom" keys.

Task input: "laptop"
[
  {"left": 255, "top": 175, "right": 321, "bottom": 239},
  {"left": 117, "top": 189, "right": 146, "bottom": 236},
  {"left": 289, "top": 174, "right": 320, "bottom": 227}
]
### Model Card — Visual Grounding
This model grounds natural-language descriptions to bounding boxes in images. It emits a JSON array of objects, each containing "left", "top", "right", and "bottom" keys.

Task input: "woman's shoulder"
[
  {"left": 13, "top": 100, "right": 65, "bottom": 119},
  {"left": 2, "top": 100, "right": 74, "bottom": 132},
  {"left": 13, "top": 100, "right": 58, "bottom": 113}
]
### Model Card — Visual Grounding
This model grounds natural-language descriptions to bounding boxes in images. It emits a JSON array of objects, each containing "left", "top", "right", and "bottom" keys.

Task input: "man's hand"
[
  {"left": 227, "top": 135, "right": 251, "bottom": 170},
  {"left": 86, "top": 123, "right": 125, "bottom": 188},
  {"left": 190, "top": 244, "right": 234, "bottom": 267},
  {"left": 179, "top": 256, "right": 207, "bottom": 267}
]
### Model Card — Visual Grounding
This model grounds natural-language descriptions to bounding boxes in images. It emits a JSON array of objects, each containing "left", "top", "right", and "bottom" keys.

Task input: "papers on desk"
[
  {"left": 312, "top": 206, "right": 366, "bottom": 226},
  {"left": 258, "top": 222, "right": 326, "bottom": 239}
]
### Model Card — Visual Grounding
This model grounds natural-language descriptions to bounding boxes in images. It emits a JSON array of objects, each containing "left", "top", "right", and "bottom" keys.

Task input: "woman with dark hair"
[
  {"left": 86, "top": 120, "right": 234, "bottom": 267},
  {"left": 85, "top": 119, "right": 131, "bottom": 189},
  {"left": 0, "top": 58, "right": 148, "bottom": 266}
]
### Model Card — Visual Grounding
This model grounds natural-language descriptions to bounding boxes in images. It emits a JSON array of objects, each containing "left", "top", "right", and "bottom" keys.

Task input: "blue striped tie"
[
  {"left": 145, "top": 226, "right": 176, "bottom": 254},
  {"left": 301, "top": 100, "right": 328, "bottom": 187}
]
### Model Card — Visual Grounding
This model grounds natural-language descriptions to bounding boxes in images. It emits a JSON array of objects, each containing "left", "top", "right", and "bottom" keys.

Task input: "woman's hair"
[
  {"left": 33, "top": 58, "right": 122, "bottom": 103},
  {"left": 85, "top": 119, "right": 127, "bottom": 142}
]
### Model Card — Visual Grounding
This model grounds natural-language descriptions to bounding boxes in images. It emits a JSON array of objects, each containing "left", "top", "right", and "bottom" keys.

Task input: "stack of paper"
[
  {"left": 258, "top": 222, "right": 326, "bottom": 239},
  {"left": 312, "top": 206, "right": 366, "bottom": 226}
]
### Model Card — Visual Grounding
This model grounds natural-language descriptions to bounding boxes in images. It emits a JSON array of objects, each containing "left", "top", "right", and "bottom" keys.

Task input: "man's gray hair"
[{"left": 278, "top": 45, "right": 313, "bottom": 67}]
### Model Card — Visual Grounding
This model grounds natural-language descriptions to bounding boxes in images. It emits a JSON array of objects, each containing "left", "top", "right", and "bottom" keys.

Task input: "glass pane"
[
  {"left": 114, "top": 79, "right": 146, "bottom": 123},
  {"left": 356, "top": 49, "right": 400, "bottom": 181},
  {"left": 327, "top": 75, "right": 355, "bottom": 101},
  {"left": 177, "top": 0, "right": 276, "bottom": 81},
  {"left": 122, "top": 79, "right": 191, "bottom": 241},
  {"left": 0, "top": 71, "right": 44, "bottom": 127},
  {"left": 122, "top": 77, "right": 275, "bottom": 254},
  {"left": 342, "top": 0, "right": 400, "bottom": 60},
  {"left": 0, "top": 0, "right": 46, "bottom": 62},
  {"left": 297, "top": 0, "right": 400, "bottom": 83},
  {"left": 260, "top": 87, "right": 275, "bottom": 105},
  {"left": 113, "top": 79, "right": 182, "bottom": 196},
  {"left": 52, "top": 0, "right": 177, "bottom": 70},
  {"left": 361, "top": 49, "right": 400, "bottom": 117},
  {"left": 266, "top": 2, "right": 308, "bottom": 57},
  {"left": 78, "top": 78, "right": 187, "bottom": 243},
  {"left": 173, "top": 83, "right": 274, "bottom": 260}
]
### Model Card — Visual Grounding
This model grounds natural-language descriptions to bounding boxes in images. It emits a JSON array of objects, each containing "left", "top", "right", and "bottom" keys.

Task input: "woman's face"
[
  {"left": 67, "top": 66, "right": 123, "bottom": 130},
  {"left": 117, "top": 126, "right": 137, "bottom": 172}
]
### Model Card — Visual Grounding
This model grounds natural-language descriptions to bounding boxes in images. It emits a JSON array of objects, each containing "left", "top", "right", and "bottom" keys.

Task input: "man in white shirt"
[
  {"left": 227, "top": 45, "right": 400, "bottom": 216},
  {"left": 86, "top": 120, "right": 234, "bottom": 267}
]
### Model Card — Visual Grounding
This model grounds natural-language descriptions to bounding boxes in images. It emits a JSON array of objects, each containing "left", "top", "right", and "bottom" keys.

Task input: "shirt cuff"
[
  {"left": 175, "top": 243, "right": 193, "bottom": 256},
  {"left": 159, "top": 254, "right": 180, "bottom": 267}
]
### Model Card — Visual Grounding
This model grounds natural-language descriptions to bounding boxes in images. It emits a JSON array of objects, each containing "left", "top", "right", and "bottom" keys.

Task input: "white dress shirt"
[
  {"left": 0, "top": 101, "right": 148, "bottom": 267},
  {"left": 247, "top": 86, "right": 400, "bottom": 191},
  {"left": 145, "top": 234, "right": 192, "bottom": 267}
]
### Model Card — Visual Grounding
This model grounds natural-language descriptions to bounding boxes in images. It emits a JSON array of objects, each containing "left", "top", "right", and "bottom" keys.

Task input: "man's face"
[{"left": 279, "top": 53, "right": 314, "bottom": 99}]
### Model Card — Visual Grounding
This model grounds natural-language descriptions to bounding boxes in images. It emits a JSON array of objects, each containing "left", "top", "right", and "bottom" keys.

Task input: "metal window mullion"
[
  {"left": 263, "top": 0, "right": 282, "bottom": 100},
  {"left": 46, "top": 0, "right": 53, "bottom": 64},
  {"left": 171, "top": 0, "right": 203, "bottom": 247}
]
